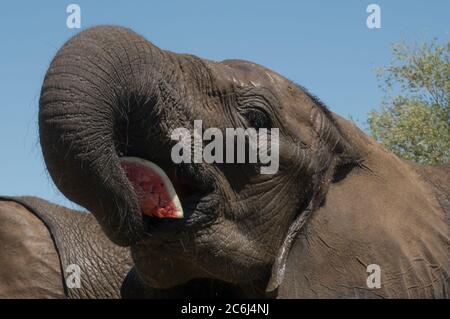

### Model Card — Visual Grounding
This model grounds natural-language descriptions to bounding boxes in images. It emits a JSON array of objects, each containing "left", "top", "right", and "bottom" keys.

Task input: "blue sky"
[{"left": 0, "top": 0, "right": 448, "bottom": 207}]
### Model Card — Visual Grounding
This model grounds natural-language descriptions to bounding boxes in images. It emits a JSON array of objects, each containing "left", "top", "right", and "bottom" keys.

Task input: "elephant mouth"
[{"left": 120, "top": 156, "right": 218, "bottom": 236}]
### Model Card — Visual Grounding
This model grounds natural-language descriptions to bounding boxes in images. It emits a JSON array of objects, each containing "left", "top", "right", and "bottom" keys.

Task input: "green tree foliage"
[{"left": 368, "top": 40, "right": 449, "bottom": 165}]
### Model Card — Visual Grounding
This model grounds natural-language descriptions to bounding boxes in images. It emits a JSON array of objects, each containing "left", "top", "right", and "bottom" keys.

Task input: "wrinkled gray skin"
[
  {"left": 0, "top": 196, "right": 241, "bottom": 298},
  {"left": 39, "top": 26, "right": 450, "bottom": 298},
  {"left": 0, "top": 196, "right": 132, "bottom": 298}
]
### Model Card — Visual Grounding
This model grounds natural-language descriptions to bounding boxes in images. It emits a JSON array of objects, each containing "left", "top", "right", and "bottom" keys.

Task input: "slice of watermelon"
[{"left": 120, "top": 157, "right": 184, "bottom": 219}]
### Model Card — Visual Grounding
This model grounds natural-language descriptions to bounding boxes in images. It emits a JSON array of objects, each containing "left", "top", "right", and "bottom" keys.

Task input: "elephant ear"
[
  {"left": 266, "top": 111, "right": 363, "bottom": 297},
  {"left": 265, "top": 162, "right": 347, "bottom": 297},
  {"left": 265, "top": 200, "right": 315, "bottom": 296}
]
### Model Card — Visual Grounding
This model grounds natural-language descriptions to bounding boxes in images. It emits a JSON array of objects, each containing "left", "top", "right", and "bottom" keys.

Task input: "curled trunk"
[{"left": 39, "top": 26, "right": 173, "bottom": 245}]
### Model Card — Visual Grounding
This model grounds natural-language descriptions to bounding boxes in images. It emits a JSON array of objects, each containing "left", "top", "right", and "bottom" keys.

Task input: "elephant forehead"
[{"left": 205, "top": 59, "right": 288, "bottom": 89}]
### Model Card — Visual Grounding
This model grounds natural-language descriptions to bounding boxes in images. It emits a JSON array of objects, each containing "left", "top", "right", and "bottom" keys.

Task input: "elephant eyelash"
[{"left": 241, "top": 108, "right": 272, "bottom": 129}]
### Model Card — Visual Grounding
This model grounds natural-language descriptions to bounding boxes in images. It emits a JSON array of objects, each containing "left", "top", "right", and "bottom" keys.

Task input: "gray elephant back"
[{"left": 0, "top": 196, "right": 132, "bottom": 299}]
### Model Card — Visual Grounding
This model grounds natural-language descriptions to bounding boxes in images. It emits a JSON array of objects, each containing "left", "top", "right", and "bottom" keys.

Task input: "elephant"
[
  {"left": 38, "top": 25, "right": 449, "bottom": 298},
  {"left": 0, "top": 196, "right": 132, "bottom": 298},
  {"left": 0, "top": 196, "right": 243, "bottom": 298}
]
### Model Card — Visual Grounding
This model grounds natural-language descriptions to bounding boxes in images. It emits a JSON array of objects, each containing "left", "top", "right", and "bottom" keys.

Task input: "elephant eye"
[{"left": 241, "top": 108, "right": 271, "bottom": 129}]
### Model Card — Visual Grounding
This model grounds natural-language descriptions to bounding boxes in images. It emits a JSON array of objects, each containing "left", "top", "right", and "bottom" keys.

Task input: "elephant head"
[{"left": 39, "top": 26, "right": 363, "bottom": 294}]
